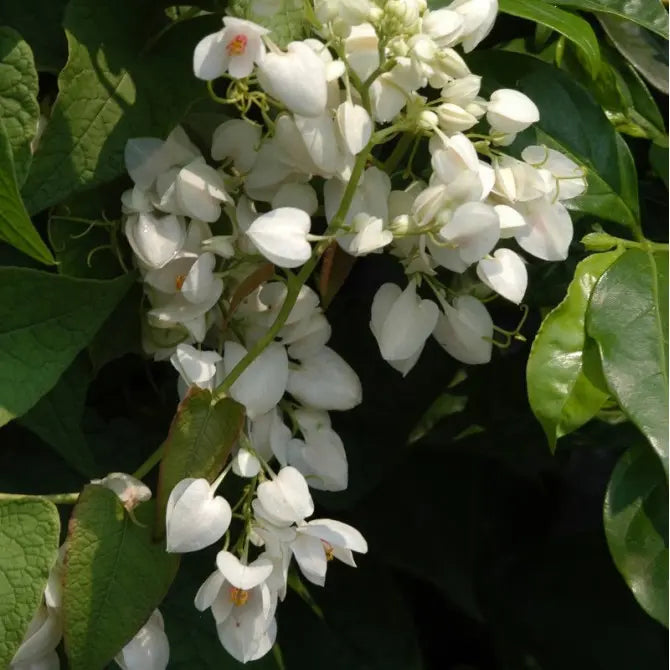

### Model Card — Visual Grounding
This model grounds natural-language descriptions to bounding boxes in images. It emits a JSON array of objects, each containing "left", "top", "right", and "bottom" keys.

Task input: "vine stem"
[{"left": 0, "top": 492, "right": 79, "bottom": 504}]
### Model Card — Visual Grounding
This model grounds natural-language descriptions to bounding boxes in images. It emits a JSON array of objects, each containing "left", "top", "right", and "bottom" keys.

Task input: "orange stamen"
[
  {"left": 227, "top": 34, "right": 248, "bottom": 56},
  {"left": 229, "top": 587, "right": 249, "bottom": 606}
]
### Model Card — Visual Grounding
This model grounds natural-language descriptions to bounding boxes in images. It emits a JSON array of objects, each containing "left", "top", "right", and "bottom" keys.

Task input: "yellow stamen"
[
  {"left": 227, "top": 34, "right": 248, "bottom": 56},
  {"left": 175, "top": 274, "right": 186, "bottom": 291},
  {"left": 322, "top": 541, "right": 335, "bottom": 562},
  {"left": 229, "top": 587, "right": 249, "bottom": 606}
]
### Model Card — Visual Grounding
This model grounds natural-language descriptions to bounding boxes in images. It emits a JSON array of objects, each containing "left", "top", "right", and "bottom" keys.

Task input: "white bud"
[{"left": 487, "top": 88, "right": 540, "bottom": 134}]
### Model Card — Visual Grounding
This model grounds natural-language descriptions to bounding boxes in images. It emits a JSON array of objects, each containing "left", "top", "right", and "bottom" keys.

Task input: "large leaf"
[
  {"left": 0, "top": 268, "right": 134, "bottom": 426},
  {"left": 21, "top": 1, "right": 220, "bottom": 215},
  {"left": 499, "top": 0, "right": 601, "bottom": 76},
  {"left": 229, "top": 0, "right": 307, "bottom": 47},
  {"left": 544, "top": 0, "right": 669, "bottom": 38},
  {"left": 0, "top": 27, "right": 39, "bottom": 185},
  {"left": 0, "top": 499, "right": 60, "bottom": 667},
  {"left": 0, "top": 119, "right": 54, "bottom": 265},
  {"left": 604, "top": 442, "right": 669, "bottom": 627},
  {"left": 587, "top": 249, "right": 669, "bottom": 472},
  {"left": 527, "top": 250, "right": 622, "bottom": 448},
  {"left": 63, "top": 485, "right": 180, "bottom": 670},
  {"left": 19, "top": 355, "right": 97, "bottom": 477},
  {"left": 468, "top": 51, "right": 641, "bottom": 230},
  {"left": 155, "top": 389, "right": 246, "bottom": 537},
  {"left": 599, "top": 13, "right": 669, "bottom": 94},
  {"left": 0, "top": 0, "right": 68, "bottom": 72}
]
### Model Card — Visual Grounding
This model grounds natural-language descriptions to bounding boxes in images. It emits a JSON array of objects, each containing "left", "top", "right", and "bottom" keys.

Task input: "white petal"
[
  {"left": 302, "top": 518, "right": 368, "bottom": 553},
  {"left": 433, "top": 296, "right": 493, "bottom": 364},
  {"left": 255, "top": 466, "right": 314, "bottom": 525},
  {"left": 212, "top": 119, "right": 262, "bottom": 172},
  {"left": 495, "top": 204, "right": 528, "bottom": 238},
  {"left": 115, "top": 610, "right": 169, "bottom": 670},
  {"left": 246, "top": 207, "right": 312, "bottom": 268},
  {"left": 291, "top": 533, "right": 328, "bottom": 586},
  {"left": 287, "top": 346, "right": 362, "bottom": 410},
  {"left": 125, "top": 213, "right": 185, "bottom": 268},
  {"left": 166, "top": 478, "right": 232, "bottom": 553},
  {"left": 194, "top": 570, "right": 225, "bottom": 611},
  {"left": 515, "top": 199, "right": 573, "bottom": 260},
  {"left": 223, "top": 341, "right": 289, "bottom": 418},
  {"left": 180, "top": 252, "right": 217, "bottom": 304},
  {"left": 232, "top": 448, "right": 262, "bottom": 478},
  {"left": 336, "top": 101, "right": 372, "bottom": 155},
  {"left": 193, "top": 31, "right": 228, "bottom": 81},
  {"left": 124, "top": 138, "right": 165, "bottom": 190},
  {"left": 216, "top": 551, "right": 274, "bottom": 589},
  {"left": 271, "top": 183, "right": 318, "bottom": 216},
  {"left": 294, "top": 112, "right": 341, "bottom": 174},
  {"left": 487, "top": 88, "right": 540, "bottom": 134},
  {"left": 476, "top": 248, "right": 528, "bottom": 304},
  {"left": 439, "top": 201, "right": 500, "bottom": 264}
]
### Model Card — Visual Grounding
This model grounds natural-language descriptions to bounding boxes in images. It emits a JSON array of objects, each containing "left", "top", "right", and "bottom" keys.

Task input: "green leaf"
[
  {"left": 598, "top": 13, "right": 669, "bottom": 94},
  {"left": 0, "top": 27, "right": 39, "bottom": 186},
  {"left": 0, "top": 119, "right": 54, "bottom": 265},
  {"left": 0, "top": 0, "right": 68, "bottom": 72},
  {"left": 0, "top": 269, "right": 134, "bottom": 427},
  {"left": 544, "top": 0, "right": 669, "bottom": 38},
  {"left": 0, "top": 499, "right": 60, "bottom": 667},
  {"left": 499, "top": 0, "right": 601, "bottom": 76},
  {"left": 155, "top": 389, "right": 245, "bottom": 537},
  {"left": 230, "top": 0, "right": 307, "bottom": 47},
  {"left": 649, "top": 144, "right": 669, "bottom": 188},
  {"left": 63, "top": 485, "right": 179, "bottom": 670},
  {"left": 19, "top": 355, "right": 97, "bottom": 477},
  {"left": 604, "top": 442, "right": 669, "bottom": 627},
  {"left": 587, "top": 249, "right": 669, "bottom": 472},
  {"left": 527, "top": 250, "right": 623, "bottom": 448},
  {"left": 21, "top": 1, "right": 221, "bottom": 215},
  {"left": 469, "top": 50, "right": 641, "bottom": 229}
]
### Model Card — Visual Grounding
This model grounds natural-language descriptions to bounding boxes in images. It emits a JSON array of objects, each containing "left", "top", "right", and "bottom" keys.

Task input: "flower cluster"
[{"left": 115, "top": 0, "right": 586, "bottom": 665}]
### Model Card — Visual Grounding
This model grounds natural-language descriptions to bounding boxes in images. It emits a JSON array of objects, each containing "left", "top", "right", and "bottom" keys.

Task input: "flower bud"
[{"left": 487, "top": 88, "right": 540, "bottom": 134}]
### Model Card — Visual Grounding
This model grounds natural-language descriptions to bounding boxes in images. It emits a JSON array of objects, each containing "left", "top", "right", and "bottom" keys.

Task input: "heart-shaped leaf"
[{"left": 63, "top": 485, "right": 179, "bottom": 670}]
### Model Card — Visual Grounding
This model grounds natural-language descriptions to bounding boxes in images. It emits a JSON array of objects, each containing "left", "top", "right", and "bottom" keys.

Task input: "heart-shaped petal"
[
  {"left": 256, "top": 466, "right": 314, "bottom": 526},
  {"left": 216, "top": 551, "right": 274, "bottom": 590},
  {"left": 166, "top": 478, "right": 232, "bottom": 553},
  {"left": 336, "top": 101, "right": 372, "bottom": 155},
  {"left": 476, "top": 248, "right": 528, "bottom": 304},
  {"left": 246, "top": 207, "right": 312, "bottom": 268},
  {"left": 257, "top": 42, "right": 328, "bottom": 117}
]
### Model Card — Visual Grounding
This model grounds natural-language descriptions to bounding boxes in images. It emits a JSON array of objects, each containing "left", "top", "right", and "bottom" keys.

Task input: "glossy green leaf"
[
  {"left": 649, "top": 144, "right": 669, "bottom": 188},
  {"left": 544, "top": 0, "right": 669, "bottom": 38},
  {"left": 63, "top": 486, "right": 179, "bottom": 670},
  {"left": 0, "top": 120, "right": 54, "bottom": 265},
  {"left": 19, "top": 356, "right": 97, "bottom": 477},
  {"left": 604, "top": 442, "right": 669, "bottom": 627},
  {"left": 468, "top": 51, "right": 641, "bottom": 230},
  {"left": 155, "top": 389, "right": 246, "bottom": 537},
  {"left": 527, "top": 250, "right": 623, "bottom": 448},
  {"left": 0, "top": 269, "right": 134, "bottom": 426},
  {"left": 587, "top": 249, "right": 669, "bottom": 472},
  {"left": 0, "top": 0, "right": 68, "bottom": 72},
  {"left": 0, "top": 499, "right": 60, "bottom": 667},
  {"left": 21, "top": 0, "right": 220, "bottom": 215},
  {"left": 500, "top": 0, "right": 601, "bottom": 76},
  {"left": 599, "top": 13, "right": 669, "bottom": 94},
  {"left": 0, "top": 27, "right": 39, "bottom": 185}
]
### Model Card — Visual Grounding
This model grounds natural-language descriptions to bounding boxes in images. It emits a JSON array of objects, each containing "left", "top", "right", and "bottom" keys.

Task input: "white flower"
[
  {"left": 449, "top": 0, "right": 498, "bottom": 52},
  {"left": 337, "top": 214, "right": 393, "bottom": 256},
  {"left": 125, "top": 213, "right": 185, "bottom": 269},
  {"left": 115, "top": 610, "right": 169, "bottom": 670},
  {"left": 91, "top": 473, "right": 152, "bottom": 511},
  {"left": 370, "top": 281, "right": 439, "bottom": 375},
  {"left": 10, "top": 605, "right": 61, "bottom": 670},
  {"left": 370, "top": 57, "right": 426, "bottom": 123},
  {"left": 170, "top": 343, "right": 221, "bottom": 389},
  {"left": 487, "top": 88, "right": 539, "bottom": 134},
  {"left": 428, "top": 201, "right": 500, "bottom": 272},
  {"left": 193, "top": 17, "right": 269, "bottom": 80},
  {"left": 246, "top": 207, "right": 312, "bottom": 268},
  {"left": 291, "top": 519, "right": 368, "bottom": 586},
  {"left": 521, "top": 145, "right": 586, "bottom": 200},
  {"left": 196, "top": 554, "right": 276, "bottom": 664},
  {"left": 212, "top": 119, "right": 262, "bottom": 173},
  {"left": 165, "top": 477, "right": 232, "bottom": 553},
  {"left": 223, "top": 341, "right": 289, "bottom": 418},
  {"left": 171, "top": 158, "right": 232, "bottom": 222},
  {"left": 257, "top": 41, "right": 328, "bottom": 117},
  {"left": 254, "top": 466, "right": 315, "bottom": 526},
  {"left": 476, "top": 248, "right": 528, "bottom": 304},
  {"left": 433, "top": 295, "right": 493, "bottom": 364},
  {"left": 287, "top": 346, "right": 362, "bottom": 410},
  {"left": 421, "top": 8, "right": 464, "bottom": 47}
]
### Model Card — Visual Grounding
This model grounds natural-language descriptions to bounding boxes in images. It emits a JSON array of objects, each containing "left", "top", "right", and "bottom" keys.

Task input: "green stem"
[
  {"left": 0, "top": 492, "right": 79, "bottom": 504},
  {"left": 212, "top": 134, "right": 382, "bottom": 405},
  {"left": 384, "top": 131, "right": 414, "bottom": 175},
  {"left": 132, "top": 445, "right": 165, "bottom": 480}
]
